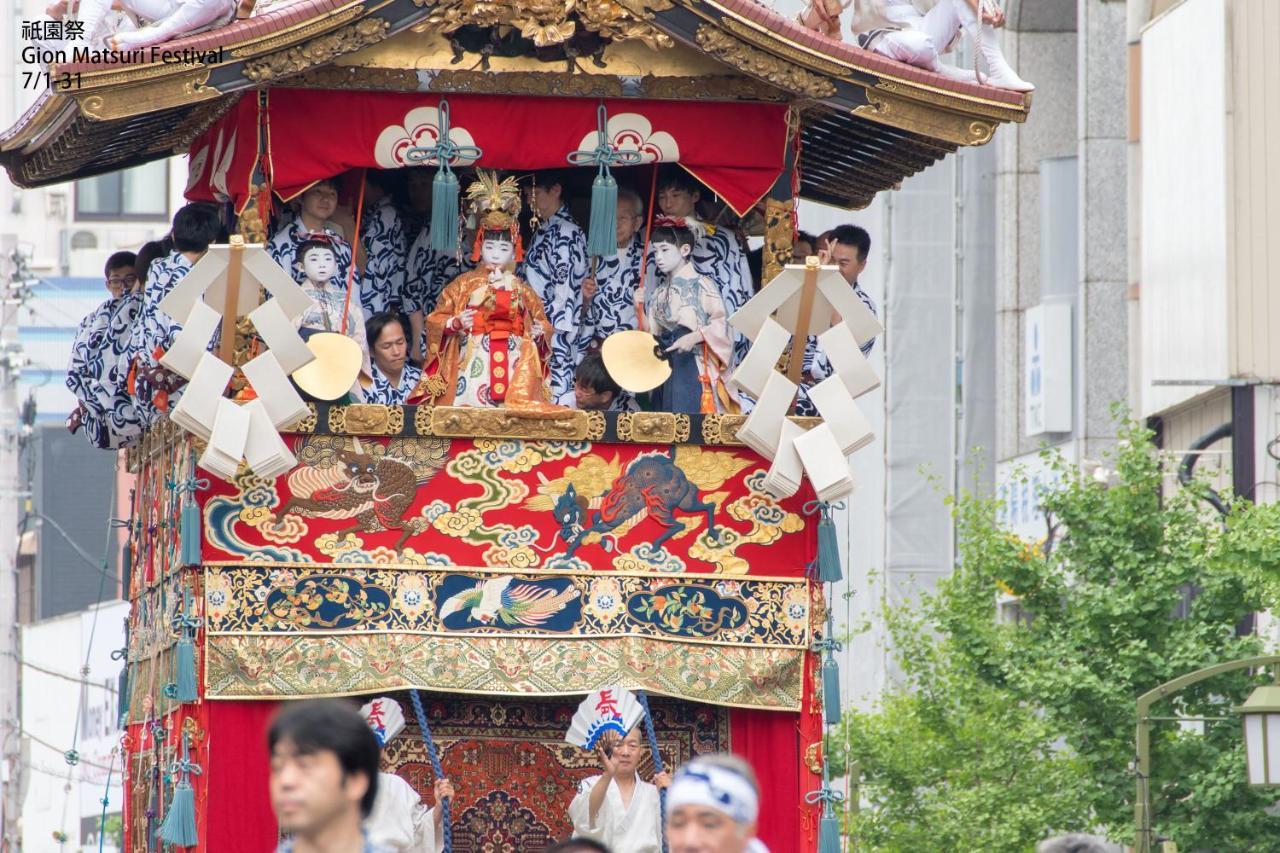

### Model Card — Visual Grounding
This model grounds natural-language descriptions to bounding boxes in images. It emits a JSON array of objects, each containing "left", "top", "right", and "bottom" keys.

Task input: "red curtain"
[
  {"left": 187, "top": 90, "right": 789, "bottom": 216},
  {"left": 204, "top": 701, "right": 280, "bottom": 853},
  {"left": 731, "top": 694, "right": 821, "bottom": 852}
]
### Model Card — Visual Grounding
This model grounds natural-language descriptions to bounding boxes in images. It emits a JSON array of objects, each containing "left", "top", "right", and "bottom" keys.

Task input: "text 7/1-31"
[{"left": 22, "top": 72, "right": 82, "bottom": 90}]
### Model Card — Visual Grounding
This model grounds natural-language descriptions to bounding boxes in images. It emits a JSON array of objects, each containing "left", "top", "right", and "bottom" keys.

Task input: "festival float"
[{"left": 1, "top": 1, "right": 1030, "bottom": 850}]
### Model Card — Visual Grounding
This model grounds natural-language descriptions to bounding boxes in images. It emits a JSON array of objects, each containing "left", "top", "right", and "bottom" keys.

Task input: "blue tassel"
[
  {"left": 822, "top": 654, "right": 841, "bottom": 725},
  {"left": 586, "top": 171, "right": 619, "bottom": 258},
  {"left": 121, "top": 535, "right": 132, "bottom": 590},
  {"left": 156, "top": 777, "right": 197, "bottom": 847},
  {"left": 180, "top": 499, "right": 200, "bottom": 567},
  {"left": 117, "top": 663, "right": 130, "bottom": 727},
  {"left": 819, "top": 813, "right": 841, "bottom": 853},
  {"left": 816, "top": 512, "right": 842, "bottom": 584},
  {"left": 429, "top": 170, "right": 460, "bottom": 253},
  {"left": 173, "top": 634, "right": 198, "bottom": 704}
]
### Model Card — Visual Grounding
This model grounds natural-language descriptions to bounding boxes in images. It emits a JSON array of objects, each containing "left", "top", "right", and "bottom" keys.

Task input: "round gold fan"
[
  {"left": 292, "top": 332, "right": 363, "bottom": 401},
  {"left": 602, "top": 330, "right": 672, "bottom": 394}
]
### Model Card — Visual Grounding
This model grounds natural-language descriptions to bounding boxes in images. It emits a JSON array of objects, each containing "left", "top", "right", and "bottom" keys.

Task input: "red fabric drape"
[
  {"left": 187, "top": 91, "right": 789, "bottom": 216},
  {"left": 205, "top": 701, "right": 280, "bottom": 853},
  {"left": 730, "top": 703, "right": 818, "bottom": 852}
]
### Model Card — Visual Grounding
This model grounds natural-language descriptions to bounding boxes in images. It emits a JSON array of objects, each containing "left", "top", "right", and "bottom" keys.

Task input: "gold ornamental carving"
[
  {"left": 329, "top": 404, "right": 405, "bottom": 435},
  {"left": 414, "top": 0, "right": 671, "bottom": 50},
  {"left": 292, "top": 403, "right": 319, "bottom": 434},
  {"left": 804, "top": 741, "right": 822, "bottom": 775},
  {"left": 243, "top": 18, "right": 390, "bottom": 82},
  {"left": 289, "top": 66, "right": 420, "bottom": 92},
  {"left": 694, "top": 25, "right": 836, "bottom": 99},
  {"left": 720, "top": 16, "right": 848, "bottom": 77},
  {"left": 762, "top": 197, "right": 794, "bottom": 285},
  {"left": 429, "top": 70, "right": 625, "bottom": 98},
  {"left": 854, "top": 88, "right": 996, "bottom": 147},
  {"left": 429, "top": 406, "right": 590, "bottom": 441},
  {"left": 414, "top": 405, "right": 436, "bottom": 436},
  {"left": 76, "top": 69, "right": 217, "bottom": 121},
  {"left": 585, "top": 411, "right": 607, "bottom": 441}
]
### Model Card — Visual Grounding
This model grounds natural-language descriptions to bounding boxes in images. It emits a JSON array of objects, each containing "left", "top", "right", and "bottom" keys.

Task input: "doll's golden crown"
[{"left": 466, "top": 170, "right": 521, "bottom": 231}]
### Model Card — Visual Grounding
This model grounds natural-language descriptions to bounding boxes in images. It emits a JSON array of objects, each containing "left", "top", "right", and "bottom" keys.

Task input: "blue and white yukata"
[
  {"left": 404, "top": 228, "right": 475, "bottom": 322},
  {"left": 794, "top": 280, "right": 878, "bottom": 417},
  {"left": 267, "top": 219, "right": 354, "bottom": 290},
  {"left": 127, "top": 251, "right": 196, "bottom": 426},
  {"left": 67, "top": 291, "right": 144, "bottom": 448},
  {"left": 692, "top": 224, "right": 753, "bottom": 365},
  {"left": 358, "top": 195, "right": 407, "bottom": 316},
  {"left": 519, "top": 206, "right": 589, "bottom": 406},
  {"left": 582, "top": 235, "right": 643, "bottom": 345},
  {"left": 363, "top": 362, "right": 423, "bottom": 406}
]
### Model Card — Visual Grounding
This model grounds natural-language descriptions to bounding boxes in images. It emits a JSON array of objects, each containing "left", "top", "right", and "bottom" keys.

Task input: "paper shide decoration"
[
  {"left": 728, "top": 257, "right": 883, "bottom": 502},
  {"left": 158, "top": 236, "right": 316, "bottom": 482}
]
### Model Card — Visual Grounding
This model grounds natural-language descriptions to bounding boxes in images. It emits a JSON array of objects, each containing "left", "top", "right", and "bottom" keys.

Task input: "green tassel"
[
  {"left": 586, "top": 170, "right": 618, "bottom": 258},
  {"left": 822, "top": 654, "right": 841, "bottom": 725},
  {"left": 819, "top": 813, "right": 841, "bottom": 853},
  {"left": 117, "top": 663, "right": 130, "bottom": 727},
  {"left": 816, "top": 512, "right": 842, "bottom": 584},
  {"left": 120, "top": 536, "right": 132, "bottom": 593},
  {"left": 173, "top": 635, "right": 198, "bottom": 704},
  {"left": 430, "top": 169, "right": 460, "bottom": 253},
  {"left": 180, "top": 499, "right": 200, "bottom": 567},
  {"left": 156, "top": 778, "right": 197, "bottom": 847}
]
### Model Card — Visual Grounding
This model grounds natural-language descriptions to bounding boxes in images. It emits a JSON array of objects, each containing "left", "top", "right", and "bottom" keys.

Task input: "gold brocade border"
[
  {"left": 204, "top": 633, "right": 805, "bottom": 711},
  {"left": 201, "top": 562, "right": 809, "bottom": 584}
]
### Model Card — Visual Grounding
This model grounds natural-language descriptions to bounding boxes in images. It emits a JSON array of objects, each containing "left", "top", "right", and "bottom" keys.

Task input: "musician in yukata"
[
  {"left": 655, "top": 170, "right": 753, "bottom": 366},
  {"left": 418, "top": 171, "right": 555, "bottom": 411},
  {"left": 640, "top": 218, "right": 741, "bottom": 415},
  {"left": 404, "top": 219, "right": 475, "bottom": 366},
  {"left": 519, "top": 169, "right": 589, "bottom": 406},
  {"left": 67, "top": 250, "right": 144, "bottom": 449},
  {"left": 362, "top": 313, "right": 422, "bottom": 406},
  {"left": 356, "top": 170, "right": 408, "bottom": 317},
  {"left": 794, "top": 224, "right": 879, "bottom": 416},
  {"left": 127, "top": 202, "right": 223, "bottom": 426},
  {"left": 580, "top": 187, "right": 645, "bottom": 347},
  {"left": 359, "top": 698, "right": 454, "bottom": 853},
  {"left": 568, "top": 726, "right": 672, "bottom": 853},
  {"left": 269, "top": 177, "right": 356, "bottom": 289},
  {"left": 573, "top": 351, "right": 624, "bottom": 413}
]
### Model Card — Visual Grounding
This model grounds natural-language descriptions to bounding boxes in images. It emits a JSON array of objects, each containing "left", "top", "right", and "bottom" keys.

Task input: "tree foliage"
[{"left": 833, "top": 421, "right": 1280, "bottom": 851}]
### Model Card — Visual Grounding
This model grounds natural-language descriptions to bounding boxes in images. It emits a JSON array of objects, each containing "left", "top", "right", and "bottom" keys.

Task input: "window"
[{"left": 75, "top": 160, "right": 168, "bottom": 220}]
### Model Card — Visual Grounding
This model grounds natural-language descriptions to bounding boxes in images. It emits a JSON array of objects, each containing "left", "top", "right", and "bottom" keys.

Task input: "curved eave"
[{"left": 1, "top": 0, "right": 1030, "bottom": 208}]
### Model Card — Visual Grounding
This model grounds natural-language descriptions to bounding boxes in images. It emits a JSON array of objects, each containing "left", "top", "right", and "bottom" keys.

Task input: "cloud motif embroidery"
[
  {"left": 374, "top": 107, "right": 480, "bottom": 169},
  {"left": 576, "top": 112, "right": 680, "bottom": 164}
]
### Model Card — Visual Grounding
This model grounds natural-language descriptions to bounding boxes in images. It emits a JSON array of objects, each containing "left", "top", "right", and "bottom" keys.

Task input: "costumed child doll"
[
  {"left": 360, "top": 697, "right": 455, "bottom": 853},
  {"left": 638, "top": 217, "right": 741, "bottom": 415},
  {"left": 417, "top": 171, "right": 559, "bottom": 412},
  {"left": 566, "top": 687, "right": 672, "bottom": 853}
]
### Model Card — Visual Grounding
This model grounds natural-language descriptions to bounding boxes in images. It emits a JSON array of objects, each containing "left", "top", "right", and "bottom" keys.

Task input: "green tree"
[{"left": 833, "top": 421, "right": 1280, "bottom": 851}]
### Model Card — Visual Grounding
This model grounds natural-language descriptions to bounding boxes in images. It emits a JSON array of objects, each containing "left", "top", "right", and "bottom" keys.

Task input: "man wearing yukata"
[
  {"left": 269, "top": 177, "right": 356, "bottom": 290},
  {"left": 568, "top": 726, "right": 672, "bottom": 853},
  {"left": 403, "top": 225, "right": 475, "bottom": 365},
  {"left": 581, "top": 188, "right": 645, "bottom": 347},
  {"left": 520, "top": 170, "right": 589, "bottom": 407},
  {"left": 362, "top": 313, "right": 423, "bottom": 406},
  {"left": 655, "top": 170, "right": 753, "bottom": 366},
  {"left": 67, "top": 250, "right": 144, "bottom": 449},
  {"left": 127, "top": 202, "right": 223, "bottom": 426},
  {"left": 356, "top": 170, "right": 408, "bottom": 317},
  {"left": 794, "top": 224, "right": 879, "bottom": 417}
]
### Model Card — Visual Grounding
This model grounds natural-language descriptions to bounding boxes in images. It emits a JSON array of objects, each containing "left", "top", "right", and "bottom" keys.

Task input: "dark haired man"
[
  {"left": 269, "top": 177, "right": 356, "bottom": 291},
  {"left": 356, "top": 170, "right": 408, "bottom": 317},
  {"left": 128, "top": 202, "right": 223, "bottom": 426},
  {"left": 573, "top": 351, "right": 623, "bottom": 412},
  {"left": 67, "top": 250, "right": 143, "bottom": 448},
  {"left": 795, "top": 224, "right": 878, "bottom": 417},
  {"left": 268, "top": 699, "right": 390, "bottom": 853},
  {"left": 520, "top": 169, "right": 589, "bottom": 406},
  {"left": 654, "top": 170, "right": 753, "bottom": 367}
]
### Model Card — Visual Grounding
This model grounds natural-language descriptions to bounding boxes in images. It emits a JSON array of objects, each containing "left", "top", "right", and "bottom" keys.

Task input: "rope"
[
  {"left": 634, "top": 690, "right": 668, "bottom": 853},
  {"left": 97, "top": 746, "right": 118, "bottom": 853},
  {"left": 340, "top": 168, "right": 368, "bottom": 336},
  {"left": 409, "top": 689, "right": 452, "bottom": 853},
  {"left": 635, "top": 165, "right": 660, "bottom": 330}
]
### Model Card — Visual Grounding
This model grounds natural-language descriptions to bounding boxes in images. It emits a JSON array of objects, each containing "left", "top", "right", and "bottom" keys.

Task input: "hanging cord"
[
  {"left": 969, "top": 0, "right": 1003, "bottom": 85},
  {"left": 338, "top": 168, "right": 368, "bottom": 336},
  {"left": 635, "top": 165, "right": 660, "bottom": 331},
  {"left": 409, "top": 689, "right": 452, "bottom": 853},
  {"left": 98, "top": 746, "right": 119, "bottom": 853},
  {"left": 634, "top": 690, "right": 668, "bottom": 853}
]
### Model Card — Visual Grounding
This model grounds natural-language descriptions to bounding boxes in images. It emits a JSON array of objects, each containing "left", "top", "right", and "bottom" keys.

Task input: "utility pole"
[{"left": 0, "top": 242, "right": 30, "bottom": 852}]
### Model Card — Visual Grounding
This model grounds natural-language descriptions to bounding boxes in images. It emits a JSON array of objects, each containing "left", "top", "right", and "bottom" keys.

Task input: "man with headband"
[{"left": 666, "top": 754, "right": 769, "bottom": 853}]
